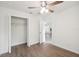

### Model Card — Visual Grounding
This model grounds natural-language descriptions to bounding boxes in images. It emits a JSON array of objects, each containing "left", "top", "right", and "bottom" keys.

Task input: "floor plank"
[{"left": 0, "top": 43, "right": 79, "bottom": 57}]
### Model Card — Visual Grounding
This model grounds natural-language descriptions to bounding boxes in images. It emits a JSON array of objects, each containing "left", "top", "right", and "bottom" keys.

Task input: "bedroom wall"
[
  {"left": 50, "top": 5, "right": 79, "bottom": 54},
  {"left": 28, "top": 14, "right": 40, "bottom": 46}
]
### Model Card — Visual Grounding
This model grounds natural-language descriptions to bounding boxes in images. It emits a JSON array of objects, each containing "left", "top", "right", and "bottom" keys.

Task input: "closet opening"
[{"left": 9, "top": 16, "right": 28, "bottom": 53}]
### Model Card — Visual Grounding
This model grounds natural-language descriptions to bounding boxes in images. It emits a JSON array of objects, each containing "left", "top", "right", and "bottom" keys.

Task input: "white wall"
[
  {"left": 0, "top": 6, "right": 40, "bottom": 55},
  {"left": 50, "top": 5, "right": 79, "bottom": 54},
  {"left": 28, "top": 15, "right": 40, "bottom": 45}
]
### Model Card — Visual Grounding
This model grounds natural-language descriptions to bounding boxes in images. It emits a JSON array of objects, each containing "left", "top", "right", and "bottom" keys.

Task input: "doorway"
[
  {"left": 9, "top": 16, "right": 28, "bottom": 53},
  {"left": 45, "top": 23, "right": 52, "bottom": 41},
  {"left": 45, "top": 23, "right": 52, "bottom": 43},
  {"left": 40, "top": 20, "right": 52, "bottom": 44}
]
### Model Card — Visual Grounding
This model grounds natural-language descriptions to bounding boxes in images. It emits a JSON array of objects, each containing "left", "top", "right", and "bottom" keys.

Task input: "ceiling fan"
[
  {"left": 27, "top": 1, "right": 63, "bottom": 14},
  {"left": 40, "top": 1, "right": 64, "bottom": 14}
]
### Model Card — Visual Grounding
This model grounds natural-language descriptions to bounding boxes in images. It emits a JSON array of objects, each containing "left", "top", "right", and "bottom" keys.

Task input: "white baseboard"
[
  {"left": 0, "top": 49, "right": 8, "bottom": 55},
  {"left": 11, "top": 41, "right": 27, "bottom": 47},
  {"left": 49, "top": 42, "right": 79, "bottom": 55},
  {"left": 30, "top": 41, "right": 39, "bottom": 46},
  {"left": 0, "top": 41, "right": 27, "bottom": 55}
]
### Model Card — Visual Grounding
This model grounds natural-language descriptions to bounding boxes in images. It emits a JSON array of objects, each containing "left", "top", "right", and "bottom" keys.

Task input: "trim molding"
[{"left": 49, "top": 42, "right": 79, "bottom": 55}]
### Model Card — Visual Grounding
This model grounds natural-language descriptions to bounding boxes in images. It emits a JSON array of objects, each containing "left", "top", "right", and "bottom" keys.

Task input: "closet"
[{"left": 11, "top": 16, "right": 27, "bottom": 46}]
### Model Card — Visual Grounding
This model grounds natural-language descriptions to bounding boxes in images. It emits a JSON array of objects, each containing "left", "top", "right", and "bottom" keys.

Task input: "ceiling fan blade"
[
  {"left": 49, "top": 1, "right": 64, "bottom": 6},
  {"left": 47, "top": 1, "right": 63, "bottom": 13},
  {"left": 48, "top": 9, "right": 54, "bottom": 13}
]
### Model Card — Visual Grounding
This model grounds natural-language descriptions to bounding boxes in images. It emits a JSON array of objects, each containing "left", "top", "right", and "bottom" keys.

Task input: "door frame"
[
  {"left": 40, "top": 20, "right": 46, "bottom": 44},
  {"left": 8, "top": 15, "right": 30, "bottom": 53}
]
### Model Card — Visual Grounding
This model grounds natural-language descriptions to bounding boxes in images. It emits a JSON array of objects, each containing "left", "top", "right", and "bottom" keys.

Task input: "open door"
[{"left": 40, "top": 20, "right": 46, "bottom": 44}]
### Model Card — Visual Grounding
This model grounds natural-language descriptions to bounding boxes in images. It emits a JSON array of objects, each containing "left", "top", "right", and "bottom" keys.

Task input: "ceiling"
[{"left": 0, "top": 1, "right": 78, "bottom": 14}]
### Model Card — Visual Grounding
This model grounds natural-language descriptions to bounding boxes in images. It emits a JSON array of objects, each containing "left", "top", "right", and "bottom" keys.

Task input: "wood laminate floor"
[{"left": 0, "top": 43, "right": 79, "bottom": 57}]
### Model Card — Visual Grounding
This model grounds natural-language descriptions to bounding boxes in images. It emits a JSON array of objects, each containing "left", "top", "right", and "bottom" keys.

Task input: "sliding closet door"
[{"left": 11, "top": 17, "right": 27, "bottom": 46}]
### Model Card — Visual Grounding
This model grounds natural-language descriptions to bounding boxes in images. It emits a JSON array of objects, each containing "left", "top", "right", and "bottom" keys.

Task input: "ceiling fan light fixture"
[
  {"left": 45, "top": 8, "right": 49, "bottom": 13},
  {"left": 40, "top": 7, "right": 49, "bottom": 14},
  {"left": 40, "top": 7, "right": 44, "bottom": 14}
]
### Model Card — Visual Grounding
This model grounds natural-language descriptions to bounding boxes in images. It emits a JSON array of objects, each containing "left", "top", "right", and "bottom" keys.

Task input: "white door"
[{"left": 40, "top": 20, "right": 46, "bottom": 44}]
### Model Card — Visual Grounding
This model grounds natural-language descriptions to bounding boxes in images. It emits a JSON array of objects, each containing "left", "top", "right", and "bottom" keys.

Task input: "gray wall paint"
[
  {"left": 28, "top": 15, "right": 40, "bottom": 45},
  {"left": 50, "top": 5, "right": 79, "bottom": 54}
]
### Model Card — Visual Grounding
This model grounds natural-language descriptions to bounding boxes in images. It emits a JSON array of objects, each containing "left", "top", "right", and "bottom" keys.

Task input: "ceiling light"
[
  {"left": 40, "top": 7, "right": 49, "bottom": 14},
  {"left": 40, "top": 1, "right": 49, "bottom": 14}
]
